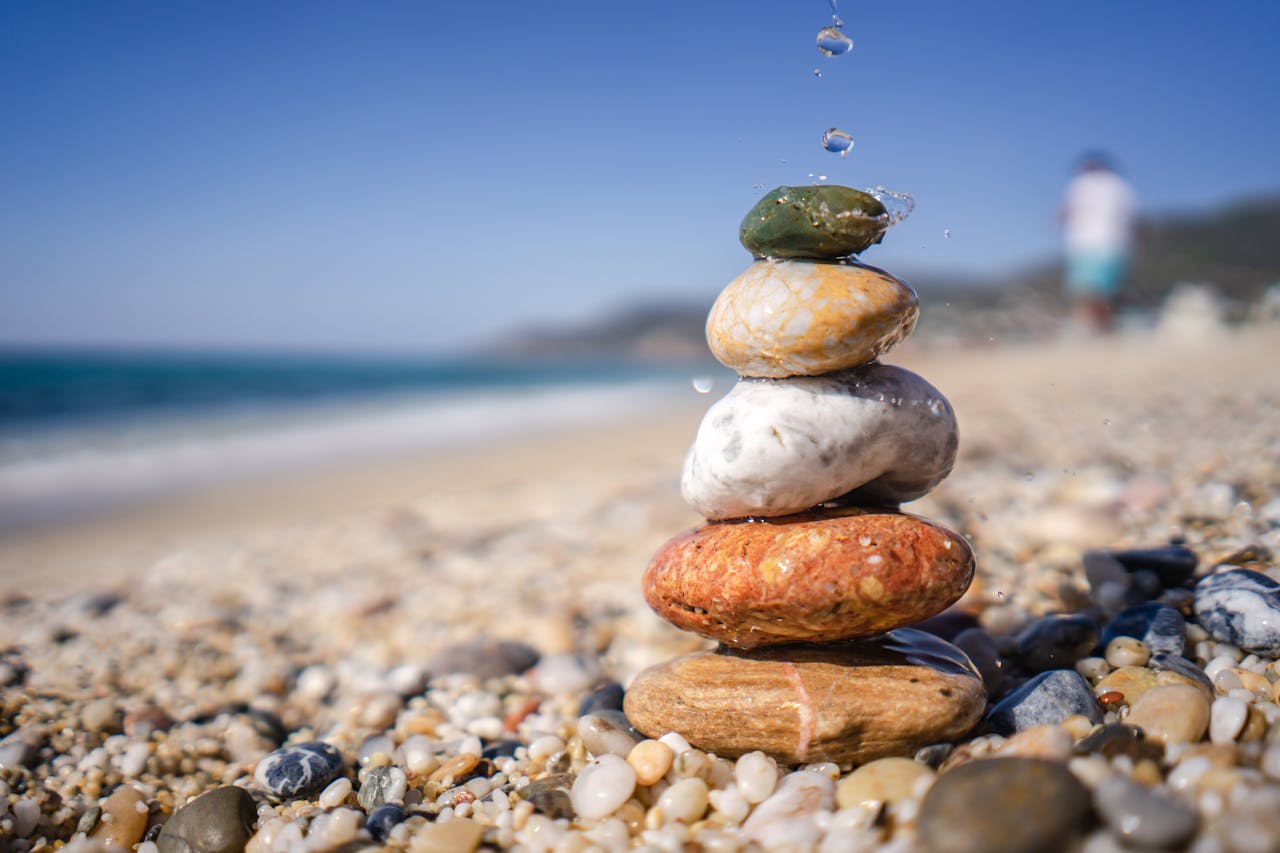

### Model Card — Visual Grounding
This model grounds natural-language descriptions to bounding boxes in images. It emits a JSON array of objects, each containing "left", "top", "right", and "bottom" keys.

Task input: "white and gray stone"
[
  {"left": 681, "top": 363, "right": 957, "bottom": 519},
  {"left": 253, "top": 741, "right": 344, "bottom": 800},
  {"left": 1194, "top": 569, "right": 1280, "bottom": 654},
  {"left": 985, "top": 670, "right": 1103, "bottom": 735}
]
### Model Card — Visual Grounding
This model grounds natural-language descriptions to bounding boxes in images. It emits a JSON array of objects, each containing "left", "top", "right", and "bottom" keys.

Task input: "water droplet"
[
  {"left": 828, "top": 0, "right": 844, "bottom": 27},
  {"left": 816, "top": 26, "right": 852, "bottom": 57},
  {"left": 752, "top": 183, "right": 764, "bottom": 190},
  {"left": 864, "top": 186, "right": 916, "bottom": 225},
  {"left": 812, "top": 68, "right": 822, "bottom": 78},
  {"left": 996, "top": 591, "right": 1005, "bottom": 599},
  {"left": 944, "top": 228, "right": 951, "bottom": 238},
  {"left": 822, "top": 128, "right": 854, "bottom": 157},
  {"left": 692, "top": 377, "right": 715, "bottom": 394},
  {"left": 1102, "top": 418, "right": 1112, "bottom": 427}
]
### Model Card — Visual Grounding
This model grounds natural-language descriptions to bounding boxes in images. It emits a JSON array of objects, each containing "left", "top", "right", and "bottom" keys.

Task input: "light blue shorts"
[{"left": 1066, "top": 251, "right": 1128, "bottom": 298}]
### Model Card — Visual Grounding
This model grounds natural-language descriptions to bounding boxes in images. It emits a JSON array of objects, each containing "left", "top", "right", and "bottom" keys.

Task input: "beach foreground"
[{"left": 2, "top": 328, "right": 1280, "bottom": 851}]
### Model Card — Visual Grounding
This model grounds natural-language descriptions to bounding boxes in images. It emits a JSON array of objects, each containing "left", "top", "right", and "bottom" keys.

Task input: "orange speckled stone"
[
  {"left": 643, "top": 507, "right": 974, "bottom": 648},
  {"left": 706, "top": 259, "right": 918, "bottom": 378}
]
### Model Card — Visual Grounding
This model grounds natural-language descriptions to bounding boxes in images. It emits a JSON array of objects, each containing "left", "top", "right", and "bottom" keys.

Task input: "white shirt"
[{"left": 1063, "top": 170, "right": 1137, "bottom": 253}]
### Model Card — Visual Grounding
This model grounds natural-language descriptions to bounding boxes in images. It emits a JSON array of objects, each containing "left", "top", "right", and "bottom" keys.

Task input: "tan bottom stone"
[{"left": 623, "top": 629, "right": 985, "bottom": 766}]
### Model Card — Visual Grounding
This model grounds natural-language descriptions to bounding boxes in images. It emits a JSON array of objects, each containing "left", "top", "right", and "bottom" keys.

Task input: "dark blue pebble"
[
  {"left": 1100, "top": 603, "right": 1186, "bottom": 659},
  {"left": 1015, "top": 615, "right": 1099, "bottom": 673},
  {"left": 1111, "top": 546, "right": 1198, "bottom": 587},
  {"left": 986, "top": 670, "right": 1103, "bottom": 735},
  {"left": 255, "top": 741, "right": 344, "bottom": 799},
  {"left": 578, "top": 682, "right": 626, "bottom": 717},
  {"left": 366, "top": 803, "right": 406, "bottom": 842},
  {"left": 482, "top": 739, "right": 522, "bottom": 760}
]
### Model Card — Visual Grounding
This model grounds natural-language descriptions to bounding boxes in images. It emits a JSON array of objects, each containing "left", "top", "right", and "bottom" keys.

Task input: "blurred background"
[{"left": 2, "top": 0, "right": 1279, "bottom": 530}]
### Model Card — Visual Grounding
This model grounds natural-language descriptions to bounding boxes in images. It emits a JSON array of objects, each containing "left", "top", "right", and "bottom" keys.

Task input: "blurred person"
[{"left": 1060, "top": 152, "right": 1137, "bottom": 333}]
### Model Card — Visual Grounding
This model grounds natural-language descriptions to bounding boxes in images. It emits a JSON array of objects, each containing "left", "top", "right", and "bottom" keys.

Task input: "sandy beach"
[{"left": 3, "top": 326, "right": 1280, "bottom": 851}]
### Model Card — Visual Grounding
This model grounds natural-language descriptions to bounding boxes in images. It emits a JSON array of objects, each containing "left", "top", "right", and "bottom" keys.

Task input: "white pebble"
[
  {"left": 467, "top": 716, "right": 505, "bottom": 740},
  {"left": 296, "top": 666, "right": 335, "bottom": 700},
  {"left": 120, "top": 742, "right": 150, "bottom": 778},
  {"left": 1262, "top": 744, "right": 1280, "bottom": 780},
  {"left": 527, "top": 735, "right": 565, "bottom": 763},
  {"left": 657, "top": 777, "right": 709, "bottom": 824},
  {"left": 1210, "top": 696, "right": 1249, "bottom": 744},
  {"left": 1228, "top": 688, "right": 1256, "bottom": 703},
  {"left": 533, "top": 654, "right": 594, "bottom": 693},
  {"left": 13, "top": 799, "right": 39, "bottom": 836},
  {"left": 458, "top": 736, "right": 482, "bottom": 757},
  {"left": 741, "top": 771, "right": 834, "bottom": 849},
  {"left": 584, "top": 818, "right": 631, "bottom": 849},
  {"left": 401, "top": 735, "right": 437, "bottom": 775},
  {"left": 1204, "top": 655, "right": 1238, "bottom": 682},
  {"left": 1213, "top": 669, "right": 1243, "bottom": 692},
  {"left": 137, "top": 843, "right": 159, "bottom": 853},
  {"left": 570, "top": 754, "right": 637, "bottom": 820},
  {"left": 318, "top": 777, "right": 352, "bottom": 809},
  {"left": 659, "top": 732, "right": 692, "bottom": 754},
  {"left": 735, "top": 751, "right": 778, "bottom": 804},
  {"left": 1168, "top": 756, "right": 1212, "bottom": 792},
  {"left": 708, "top": 785, "right": 750, "bottom": 823}
]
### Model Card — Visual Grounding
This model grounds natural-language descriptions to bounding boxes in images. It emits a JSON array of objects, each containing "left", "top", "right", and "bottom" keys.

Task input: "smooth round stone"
[
  {"left": 1092, "top": 775, "right": 1197, "bottom": 849},
  {"left": 1014, "top": 614, "right": 1099, "bottom": 674},
  {"left": 741, "top": 771, "right": 834, "bottom": 850},
  {"left": 1210, "top": 696, "right": 1249, "bottom": 744},
  {"left": 626, "top": 740, "right": 674, "bottom": 787},
  {"left": 643, "top": 508, "right": 973, "bottom": 647},
  {"left": 90, "top": 785, "right": 148, "bottom": 849},
  {"left": 996, "top": 725, "right": 1073, "bottom": 761},
  {"left": 917, "top": 758, "right": 1091, "bottom": 853},
  {"left": 683, "top": 364, "right": 957, "bottom": 519},
  {"left": 1095, "top": 666, "right": 1158, "bottom": 705},
  {"left": 1074, "top": 724, "right": 1162, "bottom": 762},
  {"left": 985, "top": 669, "right": 1103, "bottom": 735},
  {"left": 739, "top": 185, "right": 888, "bottom": 259},
  {"left": 570, "top": 754, "right": 636, "bottom": 820},
  {"left": 365, "top": 803, "right": 406, "bottom": 843},
  {"left": 1100, "top": 603, "right": 1186, "bottom": 660},
  {"left": 157, "top": 787, "right": 257, "bottom": 853},
  {"left": 424, "top": 638, "right": 540, "bottom": 679},
  {"left": 1108, "top": 545, "right": 1198, "bottom": 587},
  {"left": 705, "top": 259, "right": 917, "bottom": 378},
  {"left": 253, "top": 741, "right": 344, "bottom": 800},
  {"left": 1194, "top": 569, "right": 1280, "bottom": 653},
  {"left": 835, "top": 757, "right": 933, "bottom": 811},
  {"left": 623, "top": 629, "right": 985, "bottom": 765},
  {"left": 357, "top": 765, "right": 406, "bottom": 810},
  {"left": 656, "top": 777, "right": 709, "bottom": 824},
  {"left": 578, "top": 712, "right": 643, "bottom": 758},
  {"left": 734, "top": 752, "right": 778, "bottom": 804},
  {"left": 1104, "top": 636, "right": 1151, "bottom": 668},
  {"left": 1126, "top": 685, "right": 1210, "bottom": 744}
]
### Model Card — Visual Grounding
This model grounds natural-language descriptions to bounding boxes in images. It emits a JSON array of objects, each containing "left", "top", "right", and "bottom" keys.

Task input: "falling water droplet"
[
  {"left": 816, "top": 26, "right": 853, "bottom": 57},
  {"left": 692, "top": 376, "right": 715, "bottom": 394},
  {"left": 944, "top": 228, "right": 952, "bottom": 238},
  {"left": 812, "top": 67, "right": 822, "bottom": 78},
  {"left": 864, "top": 186, "right": 916, "bottom": 226},
  {"left": 822, "top": 128, "right": 854, "bottom": 157},
  {"left": 828, "top": 0, "right": 844, "bottom": 27},
  {"left": 752, "top": 183, "right": 764, "bottom": 190}
]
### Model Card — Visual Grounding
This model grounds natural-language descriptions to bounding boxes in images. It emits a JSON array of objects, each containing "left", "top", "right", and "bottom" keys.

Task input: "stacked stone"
[{"left": 624, "top": 185, "right": 987, "bottom": 765}]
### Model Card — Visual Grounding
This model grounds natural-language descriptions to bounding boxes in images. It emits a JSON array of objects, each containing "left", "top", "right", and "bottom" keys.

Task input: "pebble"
[
  {"left": 532, "top": 653, "right": 596, "bottom": 694},
  {"left": 738, "top": 184, "right": 888, "bottom": 259},
  {"left": 1109, "top": 545, "right": 1199, "bottom": 587},
  {"left": 1104, "top": 636, "right": 1150, "bottom": 668},
  {"left": 625, "top": 630, "right": 985, "bottom": 764},
  {"left": 627, "top": 739, "right": 674, "bottom": 786},
  {"left": 1126, "top": 685, "right": 1211, "bottom": 744},
  {"left": 90, "top": 785, "right": 149, "bottom": 849},
  {"left": 157, "top": 786, "right": 257, "bottom": 853},
  {"left": 578, "top": 712, "right": 643, "bottom": 758},
  {"left": 424, "top": 638, "right": 540, "bottom": 679},
  {"left": 1014, "top": 614, "right": 1099, "bottom": 673},
  {"left": 1096, "top": 665, "right": 1158, "bottom": 705},
  {"left": 570, "top": 754, "right": 636, "bottom": 820},
  {"left": 996, "top": 724, "right": 1074, "bottom": 761},
  {"left": 706, "top": 259, "right": 918, "bottom": 377},
  {"left": 578, "top": 682, "right": 625, "bottom": 717},
  {"left": 645, "top": 508, "right": 973, "bottom": 647},
  {"left": 985, "top": 669, "right": 1103, "bottom": 735},
  {"left": 317, "top": 777, "right": 352, "bottom": 809},
  {"left": 953, "top": 627, "right": 1005, "bottom": 694},
  {"left": 681, "top": 363, "right": 958, "bottom": 519},
  {"left": 366, "top": 804, "right": 406, "bottom": 842},
  {"left": 13, "top": 798, "right": 39, "bottom": 836},
  {"left": 835, "top": 757, "right": 933, "bottom": 811},
  {"left": 918, "top": 758, "right": 1090, "bottom": 853},
  {"left": 358, "top": 764, "right": 407, "bottom": 809},
  {"left": 740, "top": 771, "right": 834, "bottom": 849},
  {"left": 408, "top": 819, "right": 483, "bottom": 853},
  {"left": 1194, "top": 569, "right": 1280, "bottom": 653},
  {"left": 1210, "top": 696, "right": 1249, "bottom": 744},
  {"left": 253, "top": 741, "right": 344, "bottom": 800},
  {"left": 734, "top": 751, "right": 778, "bottom": 804},
  {"left": 656, "top": 777, "right": 709, "bottom": 823},
  {"left": 1092, "top": 775, "right": 1197, "bottom": 849},
  {"left": 1074, "top": 723, "right": 1162, "bottom": 762},
  {"left": 1075, "top": 656, "right": 1111, "bottom": 683},
  {"left": 1100, "top": 603, "right": 1186, "bottom": 659}
]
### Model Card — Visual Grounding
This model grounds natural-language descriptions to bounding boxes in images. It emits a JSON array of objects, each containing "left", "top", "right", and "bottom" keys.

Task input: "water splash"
[
  {"left": 864, "top": 186, "right": 916, "bottom": 226},
  {"left": 822, "top": 128, "right": 854, "bottom": 157},
  {"left": 944, "top": 228, "right": 952, "bottom": 238},
  {"left": 812, "top": 68, "right": 822, "bottom": 78},
  {"left": 828, "top": 0, "right": 844, "bottom": 27},
  {"left": 816, "top": 26, "right": 852, "bottom": 57}
]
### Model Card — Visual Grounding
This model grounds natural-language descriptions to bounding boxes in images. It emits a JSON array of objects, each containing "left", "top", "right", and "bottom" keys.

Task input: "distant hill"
[{"left": 497, "top": 193, "right": 1280, "bottom": 357}]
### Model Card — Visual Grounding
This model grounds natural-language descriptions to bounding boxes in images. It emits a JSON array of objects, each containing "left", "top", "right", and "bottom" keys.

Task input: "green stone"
[{"left": 739, "top": 185, "right": 888, "bottom": 259}]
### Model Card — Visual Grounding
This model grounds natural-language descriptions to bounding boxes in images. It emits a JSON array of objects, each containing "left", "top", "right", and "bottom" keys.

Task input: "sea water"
[{"left": 0, "top": 349, "right": 717, "bottom": 531}]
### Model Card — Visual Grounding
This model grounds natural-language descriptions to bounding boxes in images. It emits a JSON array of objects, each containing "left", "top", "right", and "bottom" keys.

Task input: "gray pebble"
[
  {"left": 357, "top": 765, "right": 406, "bottom": 811},
  {"left": 918, "top": 757, "right": 1090, "bottom": 853},
  {"left": 986, "top": 670, "right": 1103, "bottom": 735},
  {"left": 578, "top": 682, "right": 625, "bottom": 717},
  {"left": 253, "top": 741, "right": 344, "bottom": 800},
  {"left": 1194, "top": 569, "right": 1280, "bottom": 653},
  {"left": 157, "top": 786, "right": 257, "bottom": 853},
  {"left": 1100, "top": 603, "right": 1186, "bottom": 659},
  {"left": 1015, "top": 614, "right": 1098, "bottom": 673},
  {"left": 425, "top": 638, "right": 540, "bottom": 679},
  {"left": 1093, "top": 775, "right": 1196, "bottom": 849}
]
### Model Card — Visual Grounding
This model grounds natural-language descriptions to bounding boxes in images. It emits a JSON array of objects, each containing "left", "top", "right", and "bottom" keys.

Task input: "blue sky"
[{"left": 2, "top": 1, "right": 1278, "bottom": 352}]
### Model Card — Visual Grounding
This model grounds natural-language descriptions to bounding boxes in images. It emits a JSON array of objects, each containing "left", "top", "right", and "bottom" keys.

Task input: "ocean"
[{"left": 0, "top": 349, "right": 722, "bottom": 532}]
